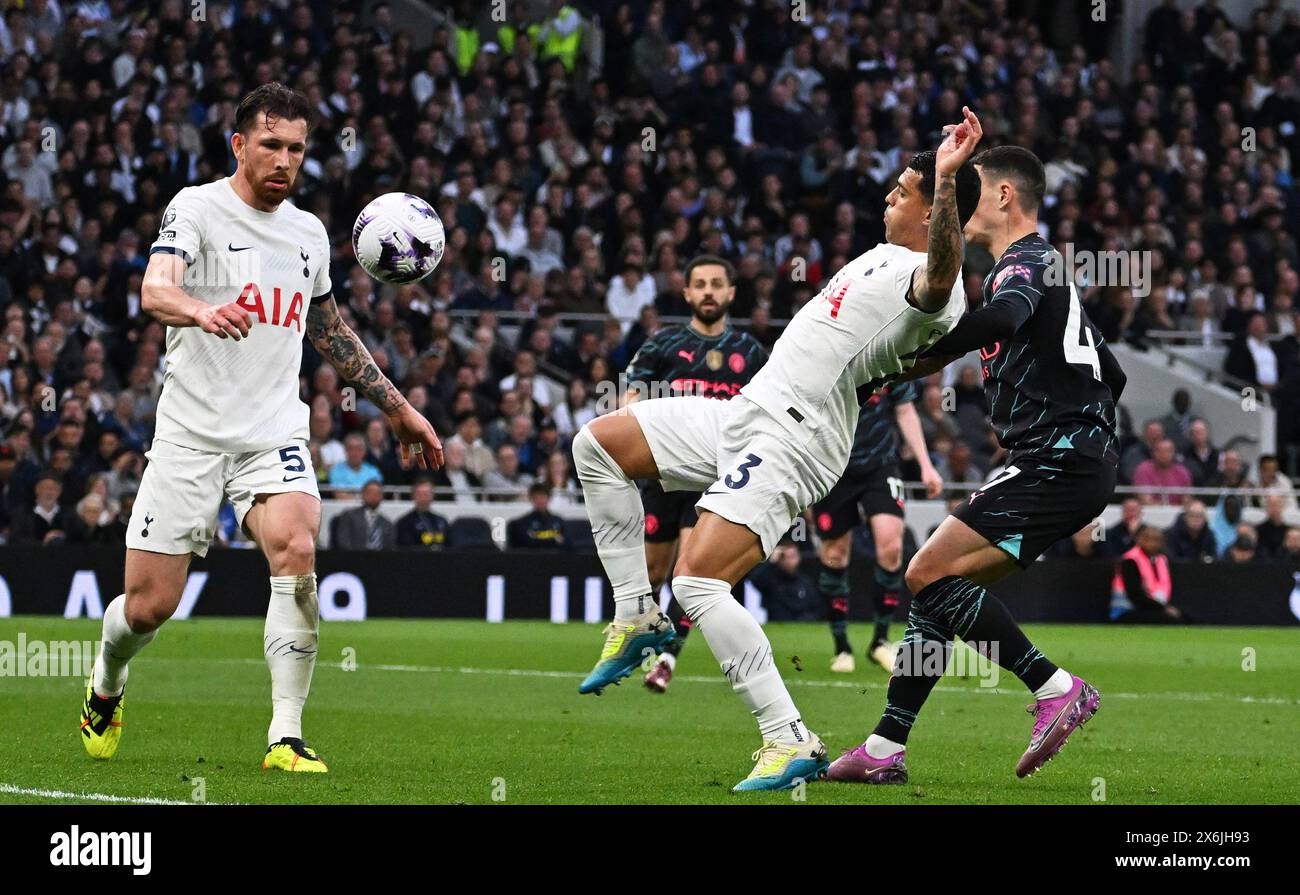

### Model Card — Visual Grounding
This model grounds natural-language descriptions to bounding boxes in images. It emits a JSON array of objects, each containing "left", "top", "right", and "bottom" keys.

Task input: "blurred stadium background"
[{"left": 0, "top": 0, "right": 1298, "bottom": 625}]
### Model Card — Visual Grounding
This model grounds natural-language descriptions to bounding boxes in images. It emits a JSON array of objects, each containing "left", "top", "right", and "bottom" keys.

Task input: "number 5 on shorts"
[{"left": 280, "top": 445, "right": 307, "bottom": 475}]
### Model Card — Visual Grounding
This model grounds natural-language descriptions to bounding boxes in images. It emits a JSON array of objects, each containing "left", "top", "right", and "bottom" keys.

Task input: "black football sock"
[
  {"left": 871, "top": 561, "right": 902, "bottom": 647},
  {"left": 918, "top": 575, "right": 1059, "bottom": 693},
  {"left": 664, "top": 593, "right": 690, "bottom": 657},
  {"left": 817, "top": 564, "right": 852, "bottom": 654},
  {"left": 872, "top": 585, "right": 954, "bottom": 745}
]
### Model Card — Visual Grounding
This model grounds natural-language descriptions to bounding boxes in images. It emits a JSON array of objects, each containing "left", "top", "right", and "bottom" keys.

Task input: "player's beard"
[
  {"left": 691, "top": 296, "right": 730, "bottom": 326},
  {"left": 255, "top": 169, "right": 295, "bottom": 205}
]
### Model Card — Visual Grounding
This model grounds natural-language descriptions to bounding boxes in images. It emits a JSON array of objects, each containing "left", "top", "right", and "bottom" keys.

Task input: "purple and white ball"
[{"left": 352, "top": 192, "right": 445, "bottom": 285}]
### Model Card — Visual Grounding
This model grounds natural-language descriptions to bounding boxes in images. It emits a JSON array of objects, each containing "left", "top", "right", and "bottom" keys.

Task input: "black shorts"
[
  {"left": 641, "top": 480, "right": 700, "bottom": 543},
  {"left": 812, "top": 465, "right": 905, "bottom": 540},
  {"left": 953, "top": 451, "right": 1117, "bottom": 568}
]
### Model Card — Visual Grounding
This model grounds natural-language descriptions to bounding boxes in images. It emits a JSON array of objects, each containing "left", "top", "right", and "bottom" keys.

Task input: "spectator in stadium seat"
[
  {"left": 445, "top": 411, "right": 495, "bottom": 480},
  {"left": 1177, "top": 292, "right": 1222, "bottom": 346},
  {"left": 333, "top": 480, "right": 395, "bottom": 551},
  {"left": 1226, "top": 532, "right": 1260, "bottom": 564},
  {"left": 10, "top": 472, "right": 65, "bottom": 545},
  {"left": 1278, "top": 527, "right": 1300, "bottom": 567},
  {"left": 748, "top": 541, "right": 819, "bottom": 622},
  {"left": 1182, "top": 419, "right": 1220, "bottom": 486},
  {"left": 1106, "top": 498, "right": 1144, "bottom": 556},
  {"left": 1208, "top": 494, "right": 1244, "bottom": 556},
  {"left": 1225, "top": 312, "right": 1280, "bottom": 391},
  {"left": 395, "top": 478, "right": 450, "bottom": 549},
  {"left": 328, "top": 433, "right": 383, "bottom": 493},
  {"left": 1120, "top": 420, "right": 1165, "bottom": 484},
  {"left": 1110, "top": 526, "right": 1185, "bottom": 624},
  {"left": 540, "top": 451, "right": 578, "bottom": 508},
  {"left": 68, "top": 491, "right": 117, "bottom": 545},
  {"left": 486, "top": 196, "right": 526, "bottom": 256},
  {"left": 483, "top": 444, "right": 534, "bottom": 502},
  {"left": 937, "top": 441, "right": 984, "bottom": 489},
  {"left": 498, "top": 351, "right": 555, "bottom": 412},
  {"left": 483, "top": 391, "right": 522, "bottom": 450},
  {"left": 507, "top": 484, "right": 566, "bottom": 550},
  {"left": 1255, "top": 494, "right": 1291, "bottom": 558},
  {"left": 1250, "top": 454, "right": 1298, "bottom": 511},
  {"left": 503, "top": 413, "right": 540, "bottom": 471},
  {"left": 308, "top": 406, "right": 345, "bottom": 473},
  {"left": 517, "top": 206, "right": 564, "bottom": 276},
  {"left": 1159, "top": 389, "right": 1196, "bottom": 451},
  {"left": 1204, "top": 448, "right": 1250, "bottom": 496},
  {"left": 605, "top": 250, "right": 656, "bottom": 331},
  {"left": 1132, "top": 439, "right": 1193, "bottom": 506},
  {"left": 432, "top": 440, "right": 481, "bottom": 505},
  {"left": 1166, "top": 499, "right": 1218, "bottom": 562},
  {"left": 916, "top": 383, "right": 960, "bottom": 447},
  {"left": 552, "top": 378, "right": 596, "bottom": 441},
  {"left": 363, "top": 418, "right": 403, "bottom": 485}
]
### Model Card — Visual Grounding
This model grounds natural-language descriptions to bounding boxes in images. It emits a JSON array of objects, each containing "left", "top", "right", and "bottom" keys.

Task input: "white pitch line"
[
  {"left": 199, "top": 657, "right": 1298, "bottom": 706},
  {"left": 0, "top": 783, "right": 199, "bottom": 806}
]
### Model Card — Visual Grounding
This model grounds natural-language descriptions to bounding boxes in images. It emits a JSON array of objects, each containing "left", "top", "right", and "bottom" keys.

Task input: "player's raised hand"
[
  {"left": 936, "top": 106, "right": 983, "bottom": 177},
  {"left": 195, "top": 302, "right": 253, "bottom": 340},
  {"left": 386, "top": 401, "right": 445, "bottom": 471}
]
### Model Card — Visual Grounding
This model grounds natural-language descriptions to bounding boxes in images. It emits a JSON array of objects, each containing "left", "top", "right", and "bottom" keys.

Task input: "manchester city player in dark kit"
[
  {"left": 830, "top": 145, "right": 1127, "bottom": 785},
  {"left": 620, "top": 255, "right": 768, "bottom": 693}
]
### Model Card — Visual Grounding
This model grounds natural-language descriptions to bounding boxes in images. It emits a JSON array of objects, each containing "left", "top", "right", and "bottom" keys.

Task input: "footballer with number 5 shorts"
[
  {"left": 573, "top": 108, "right": 983, "bottom": 791},
  {"left": 78, "top": 84, "right": 444, "bottom": 772}
]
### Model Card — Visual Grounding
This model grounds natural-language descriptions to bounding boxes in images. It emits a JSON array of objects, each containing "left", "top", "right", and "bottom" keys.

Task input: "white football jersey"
[
  {"left": 741, "top": 242, "right": 965, "bottom": 475},
  {"left": 149, "top": 177, "right": 331, "bottom": 453}
]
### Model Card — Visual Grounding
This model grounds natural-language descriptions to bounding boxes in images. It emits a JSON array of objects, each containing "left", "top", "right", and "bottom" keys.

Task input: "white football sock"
[
  {"left": 658, "top": 652, "right": 676, "bottom": 670},
  {"left": 94, "top": 594, "right": 157, "bottom": 697},
  {"left": 673, "top": 575, "right": 808, "bottom": 745},
  {"left": 265, "top": 574, "right": 319, "bottom": 745},
  {"left": 1033, "top": 668, "right": 1074, "bottom": 701},
  {"left": 865, "top": 734, "right": 906, "bottom": 759},
  {"left": 573, "top": 426, "right": 653, "bottom": 622}
]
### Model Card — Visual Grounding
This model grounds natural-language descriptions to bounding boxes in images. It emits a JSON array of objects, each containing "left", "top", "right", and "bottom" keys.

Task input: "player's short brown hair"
[
  {"left": 235, "top": 82, "right": 316, "bottom": 136},
  {"left": 972, "top": 145, "right": 1046, "bottom": 213}
]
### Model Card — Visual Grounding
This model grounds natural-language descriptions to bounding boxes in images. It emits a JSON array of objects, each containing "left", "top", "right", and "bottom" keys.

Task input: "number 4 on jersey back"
[{"left": 1063, "top": 284, "right": 1101, "bottom": 380}]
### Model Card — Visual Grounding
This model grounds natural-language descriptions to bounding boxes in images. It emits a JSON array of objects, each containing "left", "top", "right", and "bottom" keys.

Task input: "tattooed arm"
[
  {"left": 305, "top": 295, "right": 404, "bottom": 412},
  {"left": 305, "top": 295, "right": 444, "bottom": 469},
  {"left": 909, "top": 107, "right": 983, "bottom": 312}
]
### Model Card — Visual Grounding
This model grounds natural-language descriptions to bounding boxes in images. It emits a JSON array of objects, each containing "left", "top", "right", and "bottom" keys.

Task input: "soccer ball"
[{"left": 352, "top": 192, "right": 445, "bottom": 285}]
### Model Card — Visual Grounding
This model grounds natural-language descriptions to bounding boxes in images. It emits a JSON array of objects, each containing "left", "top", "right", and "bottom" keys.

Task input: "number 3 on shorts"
[{"left": 724, "top": 453, "right": 763, "bottom": 489}]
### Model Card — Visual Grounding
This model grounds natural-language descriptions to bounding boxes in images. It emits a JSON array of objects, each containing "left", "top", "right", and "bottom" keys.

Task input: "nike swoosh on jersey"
[
  {"left": 282, "top": 475, "right": 309, "bottom": 483},
  {"left": 228, "top": 243, "right": 253, "bottom": 252}
]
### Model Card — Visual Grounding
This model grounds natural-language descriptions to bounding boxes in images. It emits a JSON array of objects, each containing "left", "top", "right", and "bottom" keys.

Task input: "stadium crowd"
[{"left": 0, "top": 0, "right": 1298, "bottom": 565}]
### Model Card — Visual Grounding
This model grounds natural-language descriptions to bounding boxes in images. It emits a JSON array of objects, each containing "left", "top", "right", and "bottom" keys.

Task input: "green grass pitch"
[{"left": 0, "top": 616, "right": 1296, "bottom": 804}]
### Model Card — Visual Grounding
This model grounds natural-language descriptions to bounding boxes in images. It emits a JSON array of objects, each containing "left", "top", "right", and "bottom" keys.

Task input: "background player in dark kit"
[
  {"left": 830, "top": 145, "right": 1127, "bottom": 785},
  {"left": 812, "top": 379, "right": 943, "bottom": 674},
  {"left": 620, "top": 255, "right": 768, "bottom": 693}
]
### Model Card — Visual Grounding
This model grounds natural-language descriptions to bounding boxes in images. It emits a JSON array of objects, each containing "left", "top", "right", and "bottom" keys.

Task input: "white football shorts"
[
  {"left": 126, "top": 438, "right": 320, "bottom": 557},
  {"left": 627, "top": 394, "right": 842, "bottom": 555}
]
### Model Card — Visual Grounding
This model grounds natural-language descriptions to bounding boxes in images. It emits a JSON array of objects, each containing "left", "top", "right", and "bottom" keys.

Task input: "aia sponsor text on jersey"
[{"left": 234, "top": 283, "right": 306, "bottom": 332}]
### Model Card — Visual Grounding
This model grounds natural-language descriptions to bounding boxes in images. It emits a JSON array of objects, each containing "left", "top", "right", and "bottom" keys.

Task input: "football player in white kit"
[
  {"left": 79, "top": 84, "right": 443, "bottom": 772},
  {"left": 573, "top": 108, "right": 984, "bottom": 790}
]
